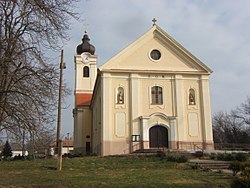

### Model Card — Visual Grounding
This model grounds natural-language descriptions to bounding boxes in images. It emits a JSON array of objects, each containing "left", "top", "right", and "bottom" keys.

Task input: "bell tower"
[
  {"left": 73, "top": 31, "right": 97, "bottom": 154},
  {"left": 75, "top": 31, "right": 97, "bottom": 95}
]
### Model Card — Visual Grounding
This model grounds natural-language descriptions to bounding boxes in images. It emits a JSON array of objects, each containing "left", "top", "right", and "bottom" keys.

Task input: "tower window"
[
  {"left": 151, "top": 86, "right": 163, "bottom": 105},
  {"left": 83, "top": 66, "right": 89, "bottom": 77}
]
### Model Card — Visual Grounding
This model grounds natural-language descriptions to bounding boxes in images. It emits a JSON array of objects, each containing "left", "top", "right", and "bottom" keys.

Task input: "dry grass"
[{"left": 0, "top": 156, "right": 232, "bottom": 187}]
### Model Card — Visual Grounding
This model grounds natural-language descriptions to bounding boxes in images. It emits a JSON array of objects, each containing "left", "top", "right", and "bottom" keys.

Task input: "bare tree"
[
  {"left": 212, "top": 112, "right": 228, "bottom": 144},
  {"left": 213, "top": 97, "right": 250, "bottom": 145},
  {"left": 26, "top": 125, "right": 56, "bottom": 157},
  {"left": 0, "top": 1, "right": 78, "bottom": 136},
  {"left": 237, "top": 96, "right": 250, "bottom": 126}
]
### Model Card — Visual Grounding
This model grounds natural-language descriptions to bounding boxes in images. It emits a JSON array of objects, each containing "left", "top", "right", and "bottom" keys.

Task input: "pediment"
[{"left": 100, "top": 25, "right": 212, "bottom": 74}]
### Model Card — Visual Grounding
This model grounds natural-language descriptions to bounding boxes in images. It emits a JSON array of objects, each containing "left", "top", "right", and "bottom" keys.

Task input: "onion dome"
[{"left": 76, "top": 31, "right": 95, "bottom": 55}]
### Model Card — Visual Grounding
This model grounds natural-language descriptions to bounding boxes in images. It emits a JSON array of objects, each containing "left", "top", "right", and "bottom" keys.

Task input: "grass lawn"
[{"left": 0, "top": 156, "right": 232, "bottom": 188}]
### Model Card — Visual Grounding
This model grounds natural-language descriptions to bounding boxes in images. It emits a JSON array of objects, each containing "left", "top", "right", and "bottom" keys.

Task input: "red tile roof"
[
  {"left": 76, "top": 93, "right": 92, "bottom": 106},
  {"left": 51, "top": 139, "right": 73, "bottom": 147},
  {"left": 62, "top": 139, "right": 73, "bottom": 147}
]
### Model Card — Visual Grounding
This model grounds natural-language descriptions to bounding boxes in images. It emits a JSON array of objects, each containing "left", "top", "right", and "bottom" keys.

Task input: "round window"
[{"left": 150, "top": 49, "right": 161, "bottom": 61}]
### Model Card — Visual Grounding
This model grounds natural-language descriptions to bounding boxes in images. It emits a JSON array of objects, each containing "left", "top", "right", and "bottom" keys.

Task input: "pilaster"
[
  {"left": 199, "top": 75, "right": 214, "bottom": 149},
  {"left": 101, "top": 73, "right": 112, "bottom": 155},
  {"left": 129, "top": 74, "right": 140, "bottom": 135},
  {"left": 169, "top": 118, "right": 177, "bottom": 149},
  {"left": 140, "top": 116, "right": 150, "bottom": 150},
  {"left": 174, "top": 75, "right": 185, "bottom": 141}
]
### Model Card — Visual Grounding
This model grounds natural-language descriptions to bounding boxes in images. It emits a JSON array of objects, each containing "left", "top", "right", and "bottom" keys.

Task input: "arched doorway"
[{"left": 149, "top": 125, "right": 168, "bottom": 148}]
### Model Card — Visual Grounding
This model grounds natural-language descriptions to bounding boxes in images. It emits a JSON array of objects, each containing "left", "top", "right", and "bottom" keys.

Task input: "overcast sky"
[{"left": 60, "top": 0, "right": 250, "bottom": 136}]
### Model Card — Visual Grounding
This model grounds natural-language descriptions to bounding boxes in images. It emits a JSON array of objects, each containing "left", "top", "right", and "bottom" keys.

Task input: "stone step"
[
  {"left": 132, "top": 149, "right": 195, "bottom": 158},
  {"left": 189, "top": 159, "right": 231, "bottom": 169},
  {"left": 167, "top": 151, "right": 194, "bottom": 155},
  {"left": 133, "top": 149, "right": 165, "bottom": 153}
]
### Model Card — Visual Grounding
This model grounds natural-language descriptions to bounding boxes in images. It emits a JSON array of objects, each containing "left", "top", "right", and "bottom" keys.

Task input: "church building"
[{"left": 73, "top": 20, "right": 214, "bottom": 156}]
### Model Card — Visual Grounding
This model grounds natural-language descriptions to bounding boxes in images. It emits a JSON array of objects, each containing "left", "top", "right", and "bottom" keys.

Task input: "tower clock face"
[{"left": 82, "top": 55, "right": 89, "bottom": 63}]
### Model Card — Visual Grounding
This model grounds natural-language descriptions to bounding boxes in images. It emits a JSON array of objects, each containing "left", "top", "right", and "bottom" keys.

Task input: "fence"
[
  {"left": 214, "top": 143, "right": 250, "bottom": 151},
  {"left": 131, "top": 141, "right": 212, "bottom": 153}
]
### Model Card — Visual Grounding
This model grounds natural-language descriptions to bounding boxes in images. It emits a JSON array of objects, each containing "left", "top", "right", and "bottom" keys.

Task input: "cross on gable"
[{"left": 152, "top": 18, "right": 157, "bottom": 26}]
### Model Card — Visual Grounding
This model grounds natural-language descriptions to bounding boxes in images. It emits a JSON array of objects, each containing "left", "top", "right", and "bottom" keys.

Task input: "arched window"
[
  {"left": 83, "top": 66, "right": 89, "bottom": 77},
  {"left": 151, "top": 86, "right": 163, "bottom": 105},
  {"left": 189, "top": 89, "right": 196, "bottom": 105},
  {"left": 117, "top": 87, "right": 124, "bottom": 104}
]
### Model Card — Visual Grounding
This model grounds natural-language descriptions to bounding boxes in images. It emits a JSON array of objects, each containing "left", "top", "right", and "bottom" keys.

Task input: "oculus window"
[{"left": 150, "top": 49, "right": 161, "bottom": 61}]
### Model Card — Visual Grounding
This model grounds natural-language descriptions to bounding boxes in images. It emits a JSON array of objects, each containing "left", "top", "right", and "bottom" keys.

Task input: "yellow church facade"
[{"left": 73, "top": 23, "right": 214, "bottom": 156}]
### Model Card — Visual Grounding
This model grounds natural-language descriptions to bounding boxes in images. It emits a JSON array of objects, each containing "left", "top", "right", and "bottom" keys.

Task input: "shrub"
[
  {"left": 229, "top": 161, "right": 242, "bottom": 176},
  {"left": 235, "top": 153, "right": 247, "bottom": 162},
  {"left": 209, "top": 153, "right": 216, "bottom": 160},
  {"left": 240, "top": 162, "right": 250, "bottom": 173},
  {"left": 189, "top": 163, "right": 200, "bottom": 170},
  {"left": 176, "top": 155, "right": 188, "bottom": 163},
  {"left": 231, "top": 177, "right": 250, "bottom": 188},
  {"left": 13, "top": 154, "right": 25, "bottom": 161},
  {"left": 165, "top": 155, "right": 176, "bottom": 162},
  {"left": 62, "top": 152, "right": 97, "bottom": 158},
  {"left": 164, "top": 155, "right": 188, "bottom": 163},
  {"left": 231, "top": 167, "right": 250, "bottom": 188},
  {"left": 1, "top": 141, "right": 12, "bottom": 159},
  {"left": 63, "top": 153, "right": 74, "bottom": 158},
  {"left": 242, "top": 167, "right": 250, "bottom": 178},
  {"left": 210, "top": 152, "right": 248, "bottom": 162},
  {"left": 156, "top": 151, "right": 166, "bottom": 158},
  {"left": 217, "top": 153, "right": 234, "bottom": 161},
  {"left": 193, "top": 151, "right": 203, "bottom": 158}
]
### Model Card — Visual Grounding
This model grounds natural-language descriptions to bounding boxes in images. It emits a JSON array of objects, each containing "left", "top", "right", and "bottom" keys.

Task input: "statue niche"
[
  {"left": 117, "top": 87, "right": 124, "bottom": 104},
  {"left": 189, "top": 89, "right": 196, "bottom": 105}
]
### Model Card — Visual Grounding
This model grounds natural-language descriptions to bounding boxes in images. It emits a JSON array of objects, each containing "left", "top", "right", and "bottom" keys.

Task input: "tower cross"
[{"left": 83, "top": 19, "right": 89, "bottom": 33}]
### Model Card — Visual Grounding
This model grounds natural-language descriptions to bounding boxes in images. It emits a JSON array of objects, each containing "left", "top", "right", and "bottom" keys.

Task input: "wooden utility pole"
[
  {"left": 57, "top": 139, "right": 63, "bottom": 171},
  {"left": 56, "top": 49, "right": 65, "bottom": 171}
]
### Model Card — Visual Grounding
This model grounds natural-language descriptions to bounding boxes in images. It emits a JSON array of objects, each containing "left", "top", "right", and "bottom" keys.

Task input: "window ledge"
[{"left": 149, "top": 104, "right": 164, "bottom": 109}]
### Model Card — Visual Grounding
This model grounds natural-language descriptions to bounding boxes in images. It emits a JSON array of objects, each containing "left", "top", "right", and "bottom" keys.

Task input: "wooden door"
[{"left": 149, "top": 125, "right": 168, "bottom": 148}]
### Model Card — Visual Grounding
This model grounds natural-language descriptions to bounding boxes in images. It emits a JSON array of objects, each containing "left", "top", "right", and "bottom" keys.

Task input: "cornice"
[{"left": 100, "top": 69, "right": 210, "bottom": 75}]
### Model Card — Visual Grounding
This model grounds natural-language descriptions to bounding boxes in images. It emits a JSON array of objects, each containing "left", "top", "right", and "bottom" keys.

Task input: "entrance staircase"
[
  {"left": 132, "top": 149, "right": 231, "bottom": 170},
  {"left": 189, "top": 159, "right": 231, "bottom": 170}
]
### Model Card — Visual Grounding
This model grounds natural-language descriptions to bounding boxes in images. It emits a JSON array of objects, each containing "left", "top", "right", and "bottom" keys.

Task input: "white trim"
[
  {"left": 187, "top": 87, "right": 198, "bottom": 110},
  {"left": 140, "top": 113, "right": 176, "bottom": 143},
  {"left": 149, "top": 85, "right": 165, "bottom": 109},
  {"left": 114, "top": 85, "right": 126, "bottom": 109},
  {"left": 148, "top": 48, "right": 162, "bottom": 62}
]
